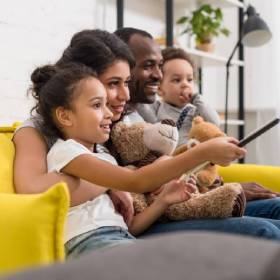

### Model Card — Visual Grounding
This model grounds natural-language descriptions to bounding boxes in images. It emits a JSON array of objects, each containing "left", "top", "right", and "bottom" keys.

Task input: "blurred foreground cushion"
[
  {"left": 2, "top": 232, "right": 280, "bottom": 280},
  {"left": 0, "top": 183, "right": 69, "bottom": 276}
]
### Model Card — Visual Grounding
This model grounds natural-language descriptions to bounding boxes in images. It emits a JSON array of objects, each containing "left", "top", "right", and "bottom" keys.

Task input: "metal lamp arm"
[
  {"left": 224, "top": 37, "right": 242, "bottom": 134},
  {"left": 226, "top": 38, "right": 242, "bottom": 68}
]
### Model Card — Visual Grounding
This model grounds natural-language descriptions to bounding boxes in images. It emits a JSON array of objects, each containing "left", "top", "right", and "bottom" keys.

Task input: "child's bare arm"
[
  {"left": 128, "top": 179, "right": 196, "bottom": 236},
  {"left": 13, "top": 127, "right": 109, "bottom": 206},
  {"left": 62, "top": 137, "right": 246, "bottom": 193},
  {"left": 128, "top": 196, "right": 169, "bottom": 236}
]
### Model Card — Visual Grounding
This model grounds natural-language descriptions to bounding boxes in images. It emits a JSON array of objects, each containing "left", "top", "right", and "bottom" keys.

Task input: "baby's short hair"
[{"left": 162, "top": 47, "right": 195, "bottom": 72}]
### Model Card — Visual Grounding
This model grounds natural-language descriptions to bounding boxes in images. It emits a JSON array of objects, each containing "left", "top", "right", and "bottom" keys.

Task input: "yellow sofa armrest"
[
  {"left": 0, "top": 124, "right": 69, "bottom": 275},
  {"left": 0, "top": 122, "right": 21, "bottom": 140},
  {"left": 218, "top": 164, "right": 280, "bottom": 192}
]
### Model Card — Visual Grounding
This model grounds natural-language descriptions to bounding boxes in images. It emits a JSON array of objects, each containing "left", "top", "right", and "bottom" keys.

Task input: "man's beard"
[{"left": 129, "top": 80, "right": 157, "bottom": 104}]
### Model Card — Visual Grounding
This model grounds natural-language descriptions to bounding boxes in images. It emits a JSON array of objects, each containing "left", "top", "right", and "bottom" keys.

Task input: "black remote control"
[{"left": 238, "top": 117, "right": 280, "bottom": 147}]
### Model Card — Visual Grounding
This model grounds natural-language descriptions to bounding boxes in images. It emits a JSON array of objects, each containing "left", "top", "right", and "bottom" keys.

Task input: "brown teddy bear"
[
  {"left": 110, "top": 118, "right": 246, "bottom": 220},
  {"left": 173, "top": 116, "right": 225, "bottom": 193},
  {"left": 111, "top": 119, "right": 178, "bottom": 168}
]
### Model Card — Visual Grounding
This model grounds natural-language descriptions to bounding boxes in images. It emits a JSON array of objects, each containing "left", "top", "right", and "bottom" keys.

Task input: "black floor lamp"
[{"left": 224, "top": 5, "right": 272, "bottom": 133}]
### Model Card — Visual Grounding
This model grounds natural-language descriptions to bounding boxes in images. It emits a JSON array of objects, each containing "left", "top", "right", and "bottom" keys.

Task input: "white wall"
[
  {"left": 201, "top": 7, "right": 239, "bottom": 112},
  {"left": 0, "top": 0, "right": 240, "bottom": 124},
  {"left": 245, "top": 0, "right": 280, "bottom": 111},
  {"left": 0, "top": 0, "right": 111, "bottom": 124},
  {"left": 0, "top": 0, "right": 167, "bottom": 125},
  {"left": 0, "top": 0, "right": 279, "bottom": 164},
  {"left": 243, "top": 0, "right": 280, "bottom": 165}
]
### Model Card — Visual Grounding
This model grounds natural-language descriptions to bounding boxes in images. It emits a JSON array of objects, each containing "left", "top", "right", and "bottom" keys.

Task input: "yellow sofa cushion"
[
  {"left": 0, "top": 182, "right": 69, "bottom": 275},
  {"left": 0, "top": 133, "right": 15, "bottom": 193},
  {"left": 219, "top": 164, "right": 280, "bottom": 192},
  {"left": 0, "top": 124, "right": 69, "bottom": 275},
  {"left": 0, "top": 122, "right": 21, "bottom": 193}
]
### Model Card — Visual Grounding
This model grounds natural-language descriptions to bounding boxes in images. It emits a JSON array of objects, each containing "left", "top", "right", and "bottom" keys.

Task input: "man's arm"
[{"left": 241, "top": 182, "right": 280, "bottom": 201}]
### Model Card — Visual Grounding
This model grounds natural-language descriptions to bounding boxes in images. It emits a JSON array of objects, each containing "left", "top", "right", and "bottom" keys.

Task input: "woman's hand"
[
  {"left": 200, "top": 137, "right": 246, "bottom": 166},
  {"left": 108, "top": 190, "right": 134, "bottom": 226}
]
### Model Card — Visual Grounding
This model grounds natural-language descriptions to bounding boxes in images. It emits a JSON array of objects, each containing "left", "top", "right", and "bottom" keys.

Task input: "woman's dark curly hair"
[
  {"left": 57, "top": 29, "right": 135, "bottom": 75},
  {"left": 30, "top": 29, "right": 136, "bottom": 137}
]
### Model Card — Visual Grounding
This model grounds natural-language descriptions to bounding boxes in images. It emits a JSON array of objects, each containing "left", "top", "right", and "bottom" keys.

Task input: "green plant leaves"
[
  {"left": 176, "top": 16, "right": 189, "bottom": 24},
  {"left": 176, "top": 4, "right": 230, "bottom": 44}
]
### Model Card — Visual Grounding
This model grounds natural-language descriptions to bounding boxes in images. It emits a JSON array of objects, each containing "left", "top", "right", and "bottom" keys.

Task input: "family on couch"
[{"left": 12, "top": 28, "right": 280, "bottom": 259}]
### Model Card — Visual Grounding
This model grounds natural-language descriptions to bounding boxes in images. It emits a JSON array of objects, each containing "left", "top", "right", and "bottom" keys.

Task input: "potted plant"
[{"left": 176, "top": 4, "right": 230, "bottom": 52}]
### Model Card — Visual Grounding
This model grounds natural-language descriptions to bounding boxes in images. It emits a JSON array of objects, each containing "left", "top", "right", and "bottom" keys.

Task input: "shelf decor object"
[
  {"left": 224, "top": 4, "right": 272, "bottom": 133},
  {"left": 176, "top": 4, "right": 230, "bottom": 53}
]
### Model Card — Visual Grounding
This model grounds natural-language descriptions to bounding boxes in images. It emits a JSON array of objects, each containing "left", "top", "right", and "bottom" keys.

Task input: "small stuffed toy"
[
  {"left": 110, "top": 118, "right": 246, "bottom": 220},
  {"left": 173, "top": 116, "right": 225, "bottom": 193}
]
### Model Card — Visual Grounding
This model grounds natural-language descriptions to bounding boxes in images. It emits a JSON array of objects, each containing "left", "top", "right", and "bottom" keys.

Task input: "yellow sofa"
[
  {"left": 218, "top": 164, "right": 280, "bottom": 193},
  {"left": 1, "top": 124, "right": 279, "bottom": 276},
  {"left": 0, "top": 125, "right": 69, "bottom": 276}
]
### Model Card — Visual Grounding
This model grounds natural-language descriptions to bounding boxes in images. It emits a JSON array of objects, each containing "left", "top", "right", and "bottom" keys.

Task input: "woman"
[{"left": 13, "top": 30, "right": 136, "bottom": 222}]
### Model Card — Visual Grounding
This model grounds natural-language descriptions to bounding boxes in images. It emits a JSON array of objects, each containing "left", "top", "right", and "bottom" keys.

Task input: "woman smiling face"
[{"left": 98, "top": 60, "right": 131, "bottom": 122}]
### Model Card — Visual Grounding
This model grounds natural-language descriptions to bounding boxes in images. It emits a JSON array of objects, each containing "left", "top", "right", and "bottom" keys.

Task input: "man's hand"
[
  {"left": 241, "top": 182, "right": 280, "bottom": 201},
  {"left": 108, "top": 190, "right": 134, "bottom": 226}
]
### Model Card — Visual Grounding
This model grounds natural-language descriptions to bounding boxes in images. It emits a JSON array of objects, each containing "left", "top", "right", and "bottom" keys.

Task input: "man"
[
  {"left": 115, "top": 27, "right": 280, "bottom": 238},
  {"left": 115, "top": 28, "right": 162, "bottom": 104},
  {"left": 114, "top": 28, "right": 162, "bottom": 124}
]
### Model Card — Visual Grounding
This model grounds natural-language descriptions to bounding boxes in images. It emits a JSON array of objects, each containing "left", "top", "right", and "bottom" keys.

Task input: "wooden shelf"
[
  {"left": 183, "top": 47, "right": 244, "bottom": 67},
  {"left": 174, "top": 0, "right": 245, "bottom": 9},
  {"left": 197, "top": 0, "right": 245, "bottom": 8},
  {"left": 220, "top": 119, "right": 245, "bottom": 126}
]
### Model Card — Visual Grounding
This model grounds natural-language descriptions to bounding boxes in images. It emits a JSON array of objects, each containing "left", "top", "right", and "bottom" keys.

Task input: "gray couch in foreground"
[{"left": 2, "top": 231, "right": 280, "bottom": 280}]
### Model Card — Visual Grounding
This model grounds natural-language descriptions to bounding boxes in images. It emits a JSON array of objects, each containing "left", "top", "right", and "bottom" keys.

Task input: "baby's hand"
[
  {"left": 190, "top": 93, "right": 199, "bottom": 104},
  {"left": 158, "top": 179, "right": 196, "bottom": 207},
  {"left": 200, "top": 137, "right": 246, "bottom": 166}
]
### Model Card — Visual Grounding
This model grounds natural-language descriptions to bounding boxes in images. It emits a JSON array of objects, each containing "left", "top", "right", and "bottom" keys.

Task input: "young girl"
[
  {"left": 32, "top": 63, "right": 198, "bottom": 256},
  {"left": 138, "top": 47, "right": 220, "bottom": 147}
]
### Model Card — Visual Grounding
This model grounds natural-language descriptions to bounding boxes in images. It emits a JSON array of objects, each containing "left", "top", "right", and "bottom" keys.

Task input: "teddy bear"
[
  {"left": 110, "top": 118, "right": 246, "bottom": 220},
  {"left": 173, "top": 116, "right": 225, "bottom": 193},
  {"left": 111, "top": 119, "right": 179, "bottom": 168}
]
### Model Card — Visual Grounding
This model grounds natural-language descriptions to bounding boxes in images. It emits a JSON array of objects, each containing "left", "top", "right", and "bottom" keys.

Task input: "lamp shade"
[{"left": 242, "top": 5, "right": 272, "bottom": 47}]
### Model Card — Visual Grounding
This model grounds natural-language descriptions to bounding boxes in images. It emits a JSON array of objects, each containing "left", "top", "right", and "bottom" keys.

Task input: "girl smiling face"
[{"left": 57, "top": 76, "right": 113, "bottom": 150}]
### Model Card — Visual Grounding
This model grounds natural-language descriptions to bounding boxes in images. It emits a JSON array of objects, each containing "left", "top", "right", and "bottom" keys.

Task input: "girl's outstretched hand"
[
  {"left": 200, "top": 137, "right": 246, "bottom": 166},
  {"left": 157, "top": 178, "right": 197, "bottom": 207}
]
